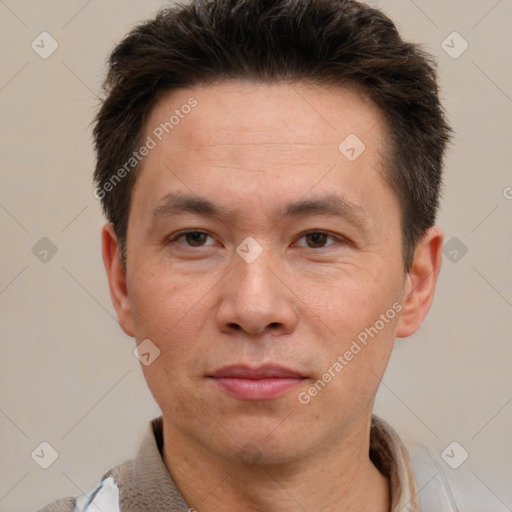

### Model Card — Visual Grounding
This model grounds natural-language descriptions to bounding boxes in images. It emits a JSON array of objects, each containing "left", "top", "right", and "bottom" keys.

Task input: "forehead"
[
  {"left": 131, "top": 80, "right": 396, "bottom": 227},
  {"left": 144, "top": 80, "right": 386, "bottom": 152}
]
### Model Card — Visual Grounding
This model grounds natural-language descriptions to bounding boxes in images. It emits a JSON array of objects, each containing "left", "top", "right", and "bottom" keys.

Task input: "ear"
[
  {"left": 102, "top": 223, "right": 135, "bottom": 337},
  {"left": 396, "top": 226, "right": 443, "bottom": 338}
]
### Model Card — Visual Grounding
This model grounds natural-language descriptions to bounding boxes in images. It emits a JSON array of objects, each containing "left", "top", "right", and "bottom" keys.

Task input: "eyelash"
[
  {"left": 167, "top": 229, "right": 347, "bottom": 249},
  {"left": 167, "top": 229, "right": 215, "bottom": 247}
]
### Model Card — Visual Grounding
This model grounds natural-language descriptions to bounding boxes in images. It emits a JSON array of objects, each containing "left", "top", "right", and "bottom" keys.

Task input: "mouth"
[{"left": 207, "top": 364, "right": 307, "bottom": 401}]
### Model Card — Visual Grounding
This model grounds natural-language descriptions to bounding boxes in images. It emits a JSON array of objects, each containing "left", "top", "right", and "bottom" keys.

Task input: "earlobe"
[
  {"left": 396, "top": 226, "right": 443, "bottom": 338},
  {"left": 101, "top": 223, "right": 135, "bottom": 337}
]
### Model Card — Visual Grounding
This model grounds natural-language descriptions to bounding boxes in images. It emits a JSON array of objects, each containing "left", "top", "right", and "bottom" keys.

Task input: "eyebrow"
[
  {"left": 281, "top": 194, "right": 368, "bottom": 228},
  {"left": 151, "top": 192, "right": 231, "bottom": 219},
  {"left": 150, "top": 192, "right": 369, "bottom": 230}
]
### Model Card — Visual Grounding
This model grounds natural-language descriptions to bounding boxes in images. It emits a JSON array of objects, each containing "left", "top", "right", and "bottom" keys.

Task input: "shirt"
[{"left": 37, "top": 415, "right": 460, "bottom": 512}]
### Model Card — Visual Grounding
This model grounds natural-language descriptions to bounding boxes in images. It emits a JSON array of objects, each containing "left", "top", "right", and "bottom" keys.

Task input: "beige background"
[{"left": 0, "top": 1, "right": 511, "bottom": 510}]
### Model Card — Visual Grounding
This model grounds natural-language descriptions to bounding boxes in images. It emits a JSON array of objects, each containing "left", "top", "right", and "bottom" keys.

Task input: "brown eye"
[
  {"left": 294, "top": 231, "right": 342, "bottom": 249},
  {"left": 305, "top": 232, "right": 328, "bottom": 248},
  {"left": 184, "top": 231, "right": 209, "bottom": 247}
]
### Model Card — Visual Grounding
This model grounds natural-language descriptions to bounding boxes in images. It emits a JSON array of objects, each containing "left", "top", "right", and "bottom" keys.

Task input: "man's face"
[{"left": 120, "top": 81, "right": 409, "bottom": 462}]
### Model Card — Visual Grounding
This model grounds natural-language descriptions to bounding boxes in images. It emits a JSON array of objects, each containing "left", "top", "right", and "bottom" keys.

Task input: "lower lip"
[{"left": 211, "top": 377, "right": 304, "bottom": 400}]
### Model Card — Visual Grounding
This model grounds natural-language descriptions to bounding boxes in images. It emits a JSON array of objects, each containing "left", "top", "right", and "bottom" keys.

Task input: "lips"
[
  {"left": 208, "top": 364, "right": 307, "bottom": 400},
  {"left": 210, "top": 364, "right": 305, "bottom": 379}
]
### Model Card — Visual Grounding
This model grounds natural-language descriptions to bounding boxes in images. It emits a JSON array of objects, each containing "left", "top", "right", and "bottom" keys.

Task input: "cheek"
[
  {"left": 132, "top": 272, "right": 214, "bottom": 420},
  {"left": 302, "top": 314, "right": 397, "bottom": 428},
  {"left": 128, "top": 262, "right": 210, "bottom": 338},
  {"left": 302, "top": 270, "right": 401, "bottom": 392},
  {"left": 299, "top": 269, "right": 400, "bottom": 339},
  {"left": 128, "top": 262, "right": 220, "bottom": 381}
]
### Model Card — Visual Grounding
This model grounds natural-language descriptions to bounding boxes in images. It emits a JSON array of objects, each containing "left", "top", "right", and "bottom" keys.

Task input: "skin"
[{"left": 102, "top": 80, "right": 443, "bottom": 512}]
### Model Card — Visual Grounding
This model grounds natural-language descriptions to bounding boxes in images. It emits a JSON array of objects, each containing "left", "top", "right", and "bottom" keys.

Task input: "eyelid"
[
  {"left": 166, "top": 228, "right": 349, "bottom": 249},
  {"left": 167, "top": 228, "right": 218, "bottom": 246},
  {"left": 293, "top": 230, "right": 349, "bottom": 247}
]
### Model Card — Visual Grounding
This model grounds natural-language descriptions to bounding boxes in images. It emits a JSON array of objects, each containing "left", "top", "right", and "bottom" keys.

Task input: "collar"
[
  {"left": 370, "top": 415, "right": 422, "bottom": 511},
  {"left": 110, "top": 415, "right": 422, "bottom": 511}
]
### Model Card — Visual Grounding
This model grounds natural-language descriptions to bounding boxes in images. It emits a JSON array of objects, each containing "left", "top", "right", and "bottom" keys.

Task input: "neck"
[{"left": 162, "top": 413, "right": 390, "bottom": 512}]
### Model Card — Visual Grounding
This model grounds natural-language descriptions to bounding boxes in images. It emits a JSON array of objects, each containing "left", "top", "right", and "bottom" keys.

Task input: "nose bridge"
[
  {"left": 216, "top": 241, "right": 297, "bottom": 335},
  {"left": 234, "top": 243, "right": 278, "bottom": 307}
]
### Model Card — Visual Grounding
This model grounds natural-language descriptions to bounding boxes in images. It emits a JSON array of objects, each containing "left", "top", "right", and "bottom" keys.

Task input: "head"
[{"left": 98, "top": 0, "right": 450, "bottom": 465}]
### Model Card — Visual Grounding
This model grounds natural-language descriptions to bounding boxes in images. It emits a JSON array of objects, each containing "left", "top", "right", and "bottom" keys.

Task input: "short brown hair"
[{"left": 93, "top": 0, "right": 451, "bottom": 270}]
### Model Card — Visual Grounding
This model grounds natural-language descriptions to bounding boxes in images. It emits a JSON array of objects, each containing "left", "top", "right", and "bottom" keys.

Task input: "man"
[{"left": 40, "top": 0, "right": 457, "bottom": 510}]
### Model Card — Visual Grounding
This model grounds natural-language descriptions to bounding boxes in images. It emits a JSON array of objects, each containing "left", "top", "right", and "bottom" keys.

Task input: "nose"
[{"left": 215, "top": 249, "right": 298, "bottom": 337}]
